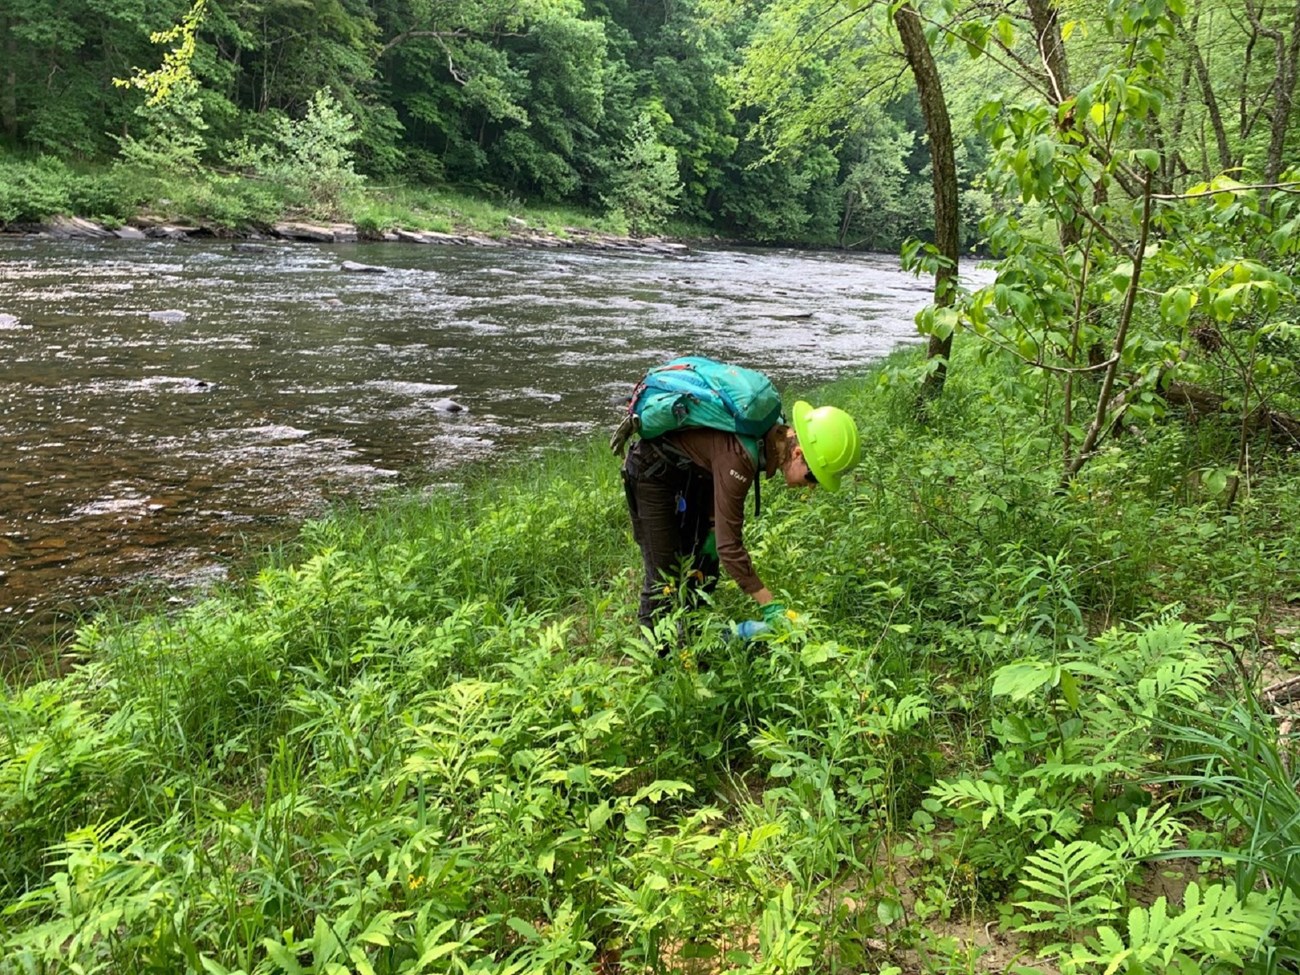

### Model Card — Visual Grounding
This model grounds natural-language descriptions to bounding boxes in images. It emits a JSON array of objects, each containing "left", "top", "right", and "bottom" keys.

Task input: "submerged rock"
[
  {"left": 431, "top": 398, "right": 465, "bottom": 413},
  {"left": 147, "top": 225, "right": 200, "bottom": 240},
  {"left": 148, "top": 309, "right": 188, "bottom": 323},
  {"left": 340, "top": 260, "right": 387, "bottom": 273}
]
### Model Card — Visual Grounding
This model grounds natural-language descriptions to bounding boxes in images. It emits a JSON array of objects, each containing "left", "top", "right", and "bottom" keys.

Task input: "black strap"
[{"left": 646, "top": 438, "right": 694, "bottom": 471}]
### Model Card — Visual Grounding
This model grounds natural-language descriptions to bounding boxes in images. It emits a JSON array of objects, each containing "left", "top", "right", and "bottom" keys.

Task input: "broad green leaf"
[
  {"left": 877, "top": 897, "right": 905, "bottom": 926},
  {"left": 992, "top": 661, "right": 1056, "bottom": 700},
  {"left": 1058, "top": 669, "right": 1080, "bottom": 710}
]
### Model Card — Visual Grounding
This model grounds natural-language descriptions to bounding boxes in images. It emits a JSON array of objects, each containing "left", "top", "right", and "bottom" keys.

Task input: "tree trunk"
[
  {"left": 1182, "top": 22, "right": 1234, "bottom": 173},
  {"left": 1025, "top": 0, "right": 1070, "bottom": 102},
  {"left": 1160, "top": 381, "right": 1300, "bottom": 442},
  {"left": 1024, "top": 0, "right": 1081, "bottom": 251},
  {"left": 1245, "top": 0, "right": 1300, "bottom": 183},
  {"left": 893, "top": 3, "right": 959, "bottom": 401},
  {"left": 1, "top": 22, "right": 17, "bottom": 142}
]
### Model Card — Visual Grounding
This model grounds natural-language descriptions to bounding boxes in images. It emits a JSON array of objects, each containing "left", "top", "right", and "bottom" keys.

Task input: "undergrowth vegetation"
[
  {"left": 2, "top": 347, "right": 1298, "bottom": 974},
  {"left": 0, "top": 153, "right": 638, "bottom": 239}
]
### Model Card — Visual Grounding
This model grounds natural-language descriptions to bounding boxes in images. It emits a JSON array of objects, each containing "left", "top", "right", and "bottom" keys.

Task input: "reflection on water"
[{"left": 0, "top": 237, "right": 972, "bottom": 644}]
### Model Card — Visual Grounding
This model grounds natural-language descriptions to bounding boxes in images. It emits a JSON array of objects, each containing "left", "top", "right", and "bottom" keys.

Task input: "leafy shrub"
[
  {"left": 601, "top": 112, "right": 682, "bottom": 235},
  {"left": 0, "top": 156, "right": 75, "bottom": 224},
  {"left": 178, "top": 174, "right": 285, "bottom": 228},
  {"left": 226, "top": 89, "right": 364, "bottom": 219}
]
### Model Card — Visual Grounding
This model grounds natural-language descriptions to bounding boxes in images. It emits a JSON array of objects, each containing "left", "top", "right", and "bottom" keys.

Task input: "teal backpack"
[{"left": 610, "top": 357, "right": 784, "bottom": 511}]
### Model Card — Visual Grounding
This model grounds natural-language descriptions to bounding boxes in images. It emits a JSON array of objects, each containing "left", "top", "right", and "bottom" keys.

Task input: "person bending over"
[{"left": 621, "top": 397, "right": 861, "bottom": 638}]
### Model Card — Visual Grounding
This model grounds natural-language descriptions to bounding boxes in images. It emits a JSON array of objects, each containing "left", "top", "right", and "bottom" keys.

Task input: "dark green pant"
[{"left": 622, "top": 440, "right": 720, "bottom": 631}]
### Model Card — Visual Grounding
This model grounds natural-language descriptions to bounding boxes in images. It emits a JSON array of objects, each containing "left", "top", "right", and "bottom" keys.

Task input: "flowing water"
[{"left": 0, "top": 237, "right": 968, "bottom": 651}]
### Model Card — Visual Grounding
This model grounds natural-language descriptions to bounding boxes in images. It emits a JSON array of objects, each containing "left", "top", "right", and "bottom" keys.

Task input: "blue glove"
[{"left": 733, "top": 620, "right": 771, "bottom": 642}]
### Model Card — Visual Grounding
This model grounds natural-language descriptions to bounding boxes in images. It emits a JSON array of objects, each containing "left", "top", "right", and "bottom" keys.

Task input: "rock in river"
[{"left": 148, "top": 309, "right": 189, "bottom": 323}]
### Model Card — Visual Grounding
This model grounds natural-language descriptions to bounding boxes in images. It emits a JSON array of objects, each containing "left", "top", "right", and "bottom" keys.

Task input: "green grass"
[
  {"left": 0, "top": 152, "right": 651, "bottom": 240},
  {"left": 342, "top": 184, "right": 635, "bottom": 239},
  {"left": 2, "top": 347, "right": 1298, "bottom": 973}
]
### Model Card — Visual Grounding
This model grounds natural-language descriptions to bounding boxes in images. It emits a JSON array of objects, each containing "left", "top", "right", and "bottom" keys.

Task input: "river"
[{"left": 0, "top": 237, "right": 962, "bottom": 654}]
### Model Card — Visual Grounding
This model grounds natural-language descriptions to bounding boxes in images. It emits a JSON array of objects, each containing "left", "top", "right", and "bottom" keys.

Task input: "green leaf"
[
  {"left": 992, "top": 661, "right": 1056, "bottom": 700},
  {"left": 877, "top": 897, "right": 905, "bottom": 927},
  {"left": 623, "top": 805, "right": 649, "bottom": 838},
  {"left": 587, "top": 801, "right": 613, "bottom": 831},
  {"left": 1058, "top": 669, "right": 1080, "bottom": 710},
  {"left": 1133, "top": 148, "right": 1159, "bottom": 171},
  {"left": 507, "top": 917, "right": 540, "bottom": 942},
  {"left": 632, "top": 779, "right": 693, "bottom": 804},
  {"left": 262, "top": 939, "right": 306, "bottom": 975}
]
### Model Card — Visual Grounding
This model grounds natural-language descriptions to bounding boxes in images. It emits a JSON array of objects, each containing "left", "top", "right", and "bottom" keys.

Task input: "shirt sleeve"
[{"left": 673, "top": 429, "right": 764, "bottom": 595}]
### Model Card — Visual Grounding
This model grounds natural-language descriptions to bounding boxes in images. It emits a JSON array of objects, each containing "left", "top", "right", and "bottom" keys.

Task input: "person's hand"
[{"left": 732, "top": 619, "right": 771, "bottom": 642}]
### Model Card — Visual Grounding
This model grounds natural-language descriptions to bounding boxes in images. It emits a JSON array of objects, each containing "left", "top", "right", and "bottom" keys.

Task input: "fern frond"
[
  {"left": 1024, "top": 760, "right": 1128, "bottom": 786},
  {"left": 1109, "top": 804, "right": 1185, "bottom": 861},
  {"left": 1069, "top": 882, "right": 1278, "bottom": 973},
  {"left": 884, "top": 693, "right": 932, "bottom": 732},
  {"left": 1015, "top": 841, "right": 1125, "bottom": 931},
  {"left": 1137, "top": 656, "right": 1215, "bottom": 707}
]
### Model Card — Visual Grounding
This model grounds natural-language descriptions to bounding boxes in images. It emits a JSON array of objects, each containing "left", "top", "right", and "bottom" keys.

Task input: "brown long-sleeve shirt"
[{"left": 661, "top": 427, "right": 770, "bottom": 595}]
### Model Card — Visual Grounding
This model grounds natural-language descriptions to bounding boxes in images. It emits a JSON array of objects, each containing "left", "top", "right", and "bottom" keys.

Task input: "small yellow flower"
[{"left": 408, "top": 875, "right": 425, "bottom": 890}]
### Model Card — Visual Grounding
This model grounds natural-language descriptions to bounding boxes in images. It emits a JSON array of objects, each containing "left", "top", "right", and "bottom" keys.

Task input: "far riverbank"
[{"left": 1, "top": 212, "right": 694, "bottom": 257}]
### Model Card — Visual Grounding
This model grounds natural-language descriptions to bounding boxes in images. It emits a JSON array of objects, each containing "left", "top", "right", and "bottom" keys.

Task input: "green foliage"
[
  {"left": 0, "top": 155, "right": 130, "bottom": 225},
  {"left": 227, "top": 89, "right": 364, "bottom": 218},
  {"left": 0, "top": 156, "right": 77, "bottom": 224},
  {"left": 601, "top": 111, "right": 682, "bottom": 234},
  {"left": 1161, "top": 691, "right": 1300, "bottom": 965},
  {"left": 1063, "top": 883, "right": 1287, "bottom": 975},
  {"left": 1, "top": 0, "right": 939, "bottom": 245},
  {"left": 927, "top": 0, "right": 1300, "bottom": 490},
  {"left": 3, "top": 351, "right": 1299, "bottom": 971},
  {"left": 111, "top": 0, "right": 211, "bottom": 182}
]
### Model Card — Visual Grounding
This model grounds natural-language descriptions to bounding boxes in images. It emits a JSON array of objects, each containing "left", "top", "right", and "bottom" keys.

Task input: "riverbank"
[
  {"left": 2, "top": 212, "right": 695, "bottom": 257},
  {"left": 3, "top": 345, "right": 1297, "bottom": 972},
  {"left": 0, "top": 159, "right": 725, "bottom": 255}
]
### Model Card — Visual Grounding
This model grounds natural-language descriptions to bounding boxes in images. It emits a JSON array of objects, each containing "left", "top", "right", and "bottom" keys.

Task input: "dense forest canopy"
[{"left": 1, "top": 0, "right": 1298, "bottom": 247}]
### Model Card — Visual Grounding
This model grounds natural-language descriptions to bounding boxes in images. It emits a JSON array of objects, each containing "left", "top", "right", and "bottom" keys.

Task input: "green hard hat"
[{"left": 791, "top": 400, "right": 861, "bottom": 491}]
